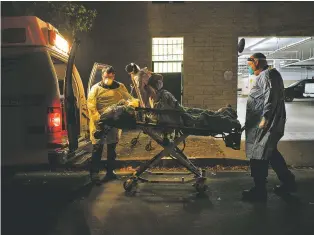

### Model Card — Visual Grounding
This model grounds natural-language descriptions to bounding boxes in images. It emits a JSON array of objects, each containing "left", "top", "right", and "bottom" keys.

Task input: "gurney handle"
[
  {"left": 135, "top": 107, "right": 238, "bottom": 117},
  {"left": 135, "top": 107, "right": 184, "bottom": 114}
]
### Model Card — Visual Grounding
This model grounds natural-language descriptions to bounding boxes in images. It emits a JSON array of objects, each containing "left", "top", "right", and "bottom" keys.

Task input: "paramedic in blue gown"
[{"left": 243, "top": 53, "right": 297, "bottom": 202}]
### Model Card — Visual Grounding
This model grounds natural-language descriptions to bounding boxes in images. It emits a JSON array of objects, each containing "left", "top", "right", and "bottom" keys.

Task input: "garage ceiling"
[{"left": 238, "top": 37, "right": 314, "bottom": 69}]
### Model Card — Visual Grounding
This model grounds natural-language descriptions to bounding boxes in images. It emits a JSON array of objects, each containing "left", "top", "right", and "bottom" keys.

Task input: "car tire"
[{"left": 285, "top": 96, "right": 294, "bottom": 102}]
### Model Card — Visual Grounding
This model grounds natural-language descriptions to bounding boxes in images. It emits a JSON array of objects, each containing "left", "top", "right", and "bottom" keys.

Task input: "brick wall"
[
  {"left": 147, "top": 1, "right": 314, "bottom": 109},
  {"left": 77, "top": 1, "right": 314, "bottom": 109}
]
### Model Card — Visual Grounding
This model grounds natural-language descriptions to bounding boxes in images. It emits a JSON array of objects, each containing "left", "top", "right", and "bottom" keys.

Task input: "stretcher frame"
[
  {"left": 121, "top": 107, "right": 241, "bottom": 193},
  {"left": 123, "top": 73, "right": 206, "bottom": 192},
  {"left": 97, "top": 72, "right": 241, "bottom": 193}
]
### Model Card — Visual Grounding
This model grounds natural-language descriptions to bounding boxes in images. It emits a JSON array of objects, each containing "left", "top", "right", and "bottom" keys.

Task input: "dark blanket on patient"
[
  {"left": 150, "top": 89, "right": 241, "bottom": 132},
  {"left": 98, "top": 89, "right": 241, "bottom": 133}
]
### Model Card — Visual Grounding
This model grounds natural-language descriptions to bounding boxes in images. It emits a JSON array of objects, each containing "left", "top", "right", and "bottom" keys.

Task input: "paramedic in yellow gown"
[{"left": 87, "top": 65, "right": 138, "bottom": 183}]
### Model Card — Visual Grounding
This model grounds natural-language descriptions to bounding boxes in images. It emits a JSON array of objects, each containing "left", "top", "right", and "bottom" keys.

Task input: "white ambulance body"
[{"left": 2, "top": 16, "right": 91, "bottom": 168}]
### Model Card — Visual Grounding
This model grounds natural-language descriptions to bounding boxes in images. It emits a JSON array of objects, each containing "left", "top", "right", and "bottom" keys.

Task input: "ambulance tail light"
[
  {"left": 48, "top": 30, "right": 70, "bottom": 54},
  {"left": 47, "top": 107, "right": 62, "bottom": 133}
]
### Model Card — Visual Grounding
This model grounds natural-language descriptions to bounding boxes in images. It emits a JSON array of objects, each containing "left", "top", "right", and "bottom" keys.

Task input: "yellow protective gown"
[{"left": 87, "top": 81, "right": 135, "bottom": 145}]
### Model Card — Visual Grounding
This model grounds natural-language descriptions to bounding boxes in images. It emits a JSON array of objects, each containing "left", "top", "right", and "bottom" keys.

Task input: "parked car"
[
  {"left": 304, "top": 83, "right": 314, "bottom": 98},
  {"left": 284, "top": 79, "right": 314, "bottom": 102}
]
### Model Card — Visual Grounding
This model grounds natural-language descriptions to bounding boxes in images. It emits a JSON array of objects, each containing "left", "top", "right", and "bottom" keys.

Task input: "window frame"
[{"left": 152, "top": 37, "right": 184, "bottom": 73}]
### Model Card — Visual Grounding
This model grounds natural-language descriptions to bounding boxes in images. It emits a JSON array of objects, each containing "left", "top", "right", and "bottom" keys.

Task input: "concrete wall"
[
  {"left": 238, "top": 58, "right": 314, "bottom": 91},
  {"left": 280, "top": 69, "right": 314, "bottom": 81},
  {"left": 238, "top": 67, "right": 314, "bottom": 91},
  {"left": 279, "top": 68, "right": 314, "bottom": 87},
  {"left": 77, "top": 1, "right": 314, "bottom": 109}
]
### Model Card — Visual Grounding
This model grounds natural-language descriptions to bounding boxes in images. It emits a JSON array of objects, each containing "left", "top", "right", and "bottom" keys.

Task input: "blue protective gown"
[{"left": 245, "top": 68, "right": 286, "bottom": 160}]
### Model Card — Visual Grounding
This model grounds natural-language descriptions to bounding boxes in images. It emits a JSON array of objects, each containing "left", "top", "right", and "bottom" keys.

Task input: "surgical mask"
[
  {"left": 248, "top": 66, "right": 254, "bottom": 75},
  {"left": 104, "top": 78, "right": 114, "bottom": 86}
]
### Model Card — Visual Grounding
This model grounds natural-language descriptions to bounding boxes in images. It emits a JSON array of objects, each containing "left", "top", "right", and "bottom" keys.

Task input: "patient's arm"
[{"left": 155, "top": 89, "right": 184, "bottom": 111}]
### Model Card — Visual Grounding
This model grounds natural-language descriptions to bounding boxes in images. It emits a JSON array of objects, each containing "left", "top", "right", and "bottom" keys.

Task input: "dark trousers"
[
  {"left": 250, "top": 147, "right": 295, "bottom": 186},
  {"left": 90, "top": 143, "right": 117, "bottom": 174}
]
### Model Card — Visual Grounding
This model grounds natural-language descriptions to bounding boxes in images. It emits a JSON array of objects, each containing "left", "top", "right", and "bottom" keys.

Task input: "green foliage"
[{"left": 7, "top": 2, "right": 97, "bottom": 40}]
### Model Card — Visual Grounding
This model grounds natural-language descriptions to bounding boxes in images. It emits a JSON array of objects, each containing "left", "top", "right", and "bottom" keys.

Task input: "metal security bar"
[{"left": 152, "top": 37, "right": 183, "bottom": 73}]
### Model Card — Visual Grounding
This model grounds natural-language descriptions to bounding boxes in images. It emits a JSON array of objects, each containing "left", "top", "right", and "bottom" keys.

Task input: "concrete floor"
[
  {"left": 237, "top": 97, "right": 314, "bottom": 140},
  {"left": 2, "top": 170, "right": 314, "bottom": 235}
]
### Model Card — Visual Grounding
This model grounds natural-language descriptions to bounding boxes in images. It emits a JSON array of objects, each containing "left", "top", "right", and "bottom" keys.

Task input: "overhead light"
[
  {"left": 238, "top": 55, "right": 250, "bottom": 59},
  {"left": 245, "top": 38, "right": 265, "bottom": 48},
  {"left": 250, "top": 37, "right": 277, "bottom": 51},
  {"left": 267, "top": 37, "right": 313, "bottom": 57},
  {"left": 267, "top": 37, "right": 278, "bottom": 43}
]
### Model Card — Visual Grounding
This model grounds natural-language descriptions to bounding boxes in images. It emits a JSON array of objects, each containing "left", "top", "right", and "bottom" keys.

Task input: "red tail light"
[{"left": 47, "top": 107, "right": 62, "bottom": 133}]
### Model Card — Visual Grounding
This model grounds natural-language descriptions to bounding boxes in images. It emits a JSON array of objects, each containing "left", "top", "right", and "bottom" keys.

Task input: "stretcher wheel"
[
  {"left": 195, "top": 183, "right": 208, "bottom": 193},
  {"left": 130, "top": 138, "right": 138, "bottom": 147},
  {"left": 194, "top": 177, "right": 207, "bottom": 193},
  {"left": 123, "top": 178, "right": 137, "bottom": 192}
]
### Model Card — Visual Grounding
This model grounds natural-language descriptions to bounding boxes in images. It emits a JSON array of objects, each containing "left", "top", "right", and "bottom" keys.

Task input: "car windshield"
[{"left": 288, "top": 81, "right": 302, "bottom": 88}]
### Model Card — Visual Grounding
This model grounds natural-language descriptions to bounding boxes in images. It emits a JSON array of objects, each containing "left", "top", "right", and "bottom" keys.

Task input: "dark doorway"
[
  {"left": 152, "top": 62, "right": 183, "bottom": 104},
  {"left": 152, "top": 37, "right": 184, "bottom": 104},
  {"left": 160, "top": 72, "right": 182, "bottom": 104}
]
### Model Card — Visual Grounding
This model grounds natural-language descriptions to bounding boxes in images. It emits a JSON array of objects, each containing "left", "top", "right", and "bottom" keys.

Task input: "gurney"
[{"left": 94, "top": 66, "right": 242, "bottom": 193}]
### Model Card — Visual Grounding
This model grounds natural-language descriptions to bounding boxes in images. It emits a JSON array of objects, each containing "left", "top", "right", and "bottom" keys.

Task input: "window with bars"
[{"left": 152, "top": 37, "right": 183, "bottom": 73}]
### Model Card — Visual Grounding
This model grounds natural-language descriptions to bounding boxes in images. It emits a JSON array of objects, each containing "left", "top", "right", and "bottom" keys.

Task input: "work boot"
[
  {"left": 242, "top": 178, "right": 267, "bottom": 203},
  {"left": 274, "top": 181, "right": 297, "bottom": 195},
  {"left": 274, "top": 172, "right": 297, "bottom": 195}
]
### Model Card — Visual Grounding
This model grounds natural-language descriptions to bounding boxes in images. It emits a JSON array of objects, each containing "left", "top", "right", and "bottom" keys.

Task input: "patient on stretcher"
[{"left": 96, "top": 64, "right": 241, "bottom": 135}]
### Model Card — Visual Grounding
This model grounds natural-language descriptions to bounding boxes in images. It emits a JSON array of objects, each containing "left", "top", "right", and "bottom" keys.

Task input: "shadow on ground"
[
  {"left": 2, "top": 170, "right": 314, "bottom": 235},
  {"left": 1, "top": 173, "right": 95, "bottom": 235}
]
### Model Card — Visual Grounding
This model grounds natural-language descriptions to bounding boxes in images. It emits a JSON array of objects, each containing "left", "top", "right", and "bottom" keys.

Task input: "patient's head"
[
  {"left": 125, "top": 63, "right": 162, "bottom": 108},
  {"left": 143, "top": 73, "right": 163, "bottom": 102},
  {"left": 147, "top": 73, "right": 163, "bottom": 91}
]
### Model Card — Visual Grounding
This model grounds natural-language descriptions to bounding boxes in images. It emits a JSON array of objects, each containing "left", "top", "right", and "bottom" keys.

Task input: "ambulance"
[{"left": 1, "top": 16, "right": 93, "bottom": 170}]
